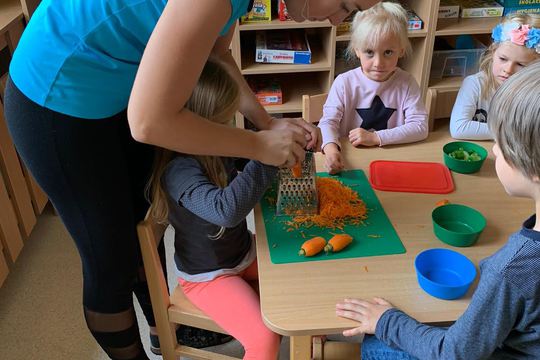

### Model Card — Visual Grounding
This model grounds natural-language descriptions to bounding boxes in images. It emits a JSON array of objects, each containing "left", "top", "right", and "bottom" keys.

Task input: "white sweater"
[{"left": 449, "top": 72, "right": 493, "bottom": 140}]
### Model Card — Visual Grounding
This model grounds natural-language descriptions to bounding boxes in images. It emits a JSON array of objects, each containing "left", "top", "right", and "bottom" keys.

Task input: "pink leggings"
[{"left": 179, "top": 260, "right": 280, "bottom": 359}]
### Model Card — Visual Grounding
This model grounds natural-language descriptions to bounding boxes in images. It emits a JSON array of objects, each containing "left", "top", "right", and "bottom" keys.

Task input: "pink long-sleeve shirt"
[{"left": 319, "top": 67, "right": 428, "bottom": 149}]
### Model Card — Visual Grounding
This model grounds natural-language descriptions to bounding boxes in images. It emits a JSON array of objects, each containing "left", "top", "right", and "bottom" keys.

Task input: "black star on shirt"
[{"left": 356, "top": 95, "right": 396, "bottom": 131}]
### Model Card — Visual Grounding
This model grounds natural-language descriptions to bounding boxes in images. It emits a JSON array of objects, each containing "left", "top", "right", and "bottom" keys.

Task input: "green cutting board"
[{"left": 260, "top": 170, "right": 405, "bottom": 264}]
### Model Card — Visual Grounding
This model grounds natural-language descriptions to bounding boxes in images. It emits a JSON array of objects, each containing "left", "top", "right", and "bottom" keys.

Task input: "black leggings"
[{"left": 4, "top": 78, "right": 164, "bottom": 359}]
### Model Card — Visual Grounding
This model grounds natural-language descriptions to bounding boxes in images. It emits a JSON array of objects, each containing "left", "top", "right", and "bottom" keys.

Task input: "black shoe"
[{"left": 150, "top": 326, "right": 233, "bottom": 355}]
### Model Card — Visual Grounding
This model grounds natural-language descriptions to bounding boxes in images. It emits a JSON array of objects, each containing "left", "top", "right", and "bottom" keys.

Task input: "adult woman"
[{"left": 4, "top": 1, "right": 379, "bottom": 359}]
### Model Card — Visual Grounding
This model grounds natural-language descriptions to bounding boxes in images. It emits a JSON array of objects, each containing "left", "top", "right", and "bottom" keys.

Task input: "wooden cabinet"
[
  {"left": 231, "top": 20, "right": 336, "bottom": 127},
  {"left": 0, "top": 0, "right": 47, "bottom": 287},
  {"left": 426, "top": 4, "right": 501, "bottom": 127},
  {"left": 231, "top": 1, "right": 500, "bottom": 129}
]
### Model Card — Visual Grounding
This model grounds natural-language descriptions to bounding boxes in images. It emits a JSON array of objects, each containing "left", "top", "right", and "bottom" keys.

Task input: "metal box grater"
[{"left": 276, "top": 152, "right": 318, "bottom": 215}]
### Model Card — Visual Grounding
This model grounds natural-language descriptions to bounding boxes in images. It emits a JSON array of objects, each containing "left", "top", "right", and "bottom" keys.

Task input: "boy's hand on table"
[
  {"left": 336, "top": 297, "right": 393, "bottom": 336},
  {"left": 322, "top": 143, "right": 344, "bottom": 174},
  {"left": 349, "top": 128, "right": 381, "bottom": 147},
  {"left": 269, "top": 117, "right": 322, "bottom": 152}
]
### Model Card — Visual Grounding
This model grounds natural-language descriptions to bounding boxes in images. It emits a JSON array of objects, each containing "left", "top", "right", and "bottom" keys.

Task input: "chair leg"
[
  {"left": 317, "top": 340, "right": 360, "bottom": 360},
  {"left": 312, "top": 336, "right": 325, "bottom": 360},
  {"left": 159, "top": 323, "right": 178, "bottom": 360}
]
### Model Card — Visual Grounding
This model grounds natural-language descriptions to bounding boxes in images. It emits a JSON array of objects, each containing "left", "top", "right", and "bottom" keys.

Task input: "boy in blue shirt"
[{"left": 336, "top": 61, "right": 540, "bottom": 359}]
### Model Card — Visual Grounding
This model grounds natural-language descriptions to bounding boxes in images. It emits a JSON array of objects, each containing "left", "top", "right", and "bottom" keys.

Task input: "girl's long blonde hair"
[
  {"left": 479, "top": 13, "right": 540, "bottom": 99},
  {"left": 146, "top": 60, "right": 240, "bottom": 223}
]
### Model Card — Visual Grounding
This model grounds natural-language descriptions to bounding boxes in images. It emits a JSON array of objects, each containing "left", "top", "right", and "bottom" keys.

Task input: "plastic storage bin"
[{"left": 430, "top": 38, "right": 487, "bottom": 79}]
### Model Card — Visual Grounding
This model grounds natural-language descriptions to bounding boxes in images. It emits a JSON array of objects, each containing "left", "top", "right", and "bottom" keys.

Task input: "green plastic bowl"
[
  {"left": 443, "top": 141, "right": 488, "bottom": 174},
  {"left": 432, "top": 204, "right": 486, "bottom": 247}
]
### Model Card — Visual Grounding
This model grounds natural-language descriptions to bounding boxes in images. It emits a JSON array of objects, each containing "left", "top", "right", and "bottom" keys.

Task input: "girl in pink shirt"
[{"left": 319, "top": 2, "right": 428, "bottom": 174}]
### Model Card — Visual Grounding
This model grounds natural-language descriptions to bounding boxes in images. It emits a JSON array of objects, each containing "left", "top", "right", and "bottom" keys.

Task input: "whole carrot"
[
  {"left": 324, "top": 234, "right": 353, "bottom": 253},
  {"left": 292, "top": 162, "right": 302, "bottom": 178},
  {"left": 298, "top": 237, "right": 326, "bottom": 256}
]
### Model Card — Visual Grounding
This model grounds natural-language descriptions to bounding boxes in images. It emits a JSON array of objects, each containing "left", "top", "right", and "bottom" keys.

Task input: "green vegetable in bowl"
[{"left": 448, "top": 148, "right": 482, "bottom": 162}]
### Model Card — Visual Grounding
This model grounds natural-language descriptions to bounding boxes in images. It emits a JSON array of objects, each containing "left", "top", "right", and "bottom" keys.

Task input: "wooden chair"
[
  {"left": 137, "top": 212, "right": 239, "bottom": 360},
  {"left": 302, "top": 93, "right": 328, "bottom": 124},
  {"left": 313, "top": 337, "right": 361, "bottom": 360}
]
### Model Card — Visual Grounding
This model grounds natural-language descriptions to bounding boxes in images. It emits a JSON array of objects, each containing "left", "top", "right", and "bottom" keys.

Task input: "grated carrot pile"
[{"left": 286, "top": 177, "right": 367, "bottom": 230}]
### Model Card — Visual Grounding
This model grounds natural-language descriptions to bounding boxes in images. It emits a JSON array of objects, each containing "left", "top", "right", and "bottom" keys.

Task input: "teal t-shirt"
[{"left": 9, "top": 0, "right": 250, "bottom": 119}]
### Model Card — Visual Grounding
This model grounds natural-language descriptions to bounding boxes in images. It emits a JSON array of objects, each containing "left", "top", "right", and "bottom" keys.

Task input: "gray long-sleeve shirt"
[
  {"left": 376, "top": 215, "right": 540, "bottom": 359},
  {"left": 163, "top": 156, "right": 277, "bottom": 278}
]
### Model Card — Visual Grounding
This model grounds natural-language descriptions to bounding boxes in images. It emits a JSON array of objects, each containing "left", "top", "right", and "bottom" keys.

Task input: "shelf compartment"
[
  {"left": 436, "top": 17, "right": 502, "bottom": 36},
  {"left": 246, "top": 72, "right": 329, "bottom": 114},
  {"left": 428, "top": 76, "right": 464, "bottom": 90},
  {"left": 239, "top": 19, "right": 332, "bottom": 31},
  {"left": 240, "top": 28, "right": 332, "bottom": 75},
  {"left": 400, "top": 36, "right": 428, "bottom": 89},
  {"left": 0, "top": 0, "right": 23, "bottom": 34}
]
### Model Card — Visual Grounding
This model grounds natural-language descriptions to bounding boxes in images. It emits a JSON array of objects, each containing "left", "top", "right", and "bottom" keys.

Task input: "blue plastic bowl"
[{"left": 415, "top": 248, "right": 477, "bottom": 300}]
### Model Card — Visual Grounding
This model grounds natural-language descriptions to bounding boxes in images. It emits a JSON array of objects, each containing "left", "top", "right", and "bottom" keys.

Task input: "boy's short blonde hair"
[
  {"left": 347, "top": 1, "right": 411, "bottom": 57},
  {"left": 488, "top": 61, "right": 540, "bottom": 180}
]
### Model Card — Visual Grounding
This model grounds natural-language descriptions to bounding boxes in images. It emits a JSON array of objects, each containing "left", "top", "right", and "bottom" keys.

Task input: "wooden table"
[{"left": 254, "top": 125, "right": 531, "bottom": 359}]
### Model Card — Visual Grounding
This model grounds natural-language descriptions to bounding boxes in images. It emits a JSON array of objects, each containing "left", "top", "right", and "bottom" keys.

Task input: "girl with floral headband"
[{"left": 450, "top": 14, "right": 540, "bottom": 140}]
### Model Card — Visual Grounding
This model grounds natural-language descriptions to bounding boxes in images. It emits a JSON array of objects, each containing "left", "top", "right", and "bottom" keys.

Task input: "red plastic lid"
[{"left": 369, "top": 160, "right": 454, "bottom": 194}]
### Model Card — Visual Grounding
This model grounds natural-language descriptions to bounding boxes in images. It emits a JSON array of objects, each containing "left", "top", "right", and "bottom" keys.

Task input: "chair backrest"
[
  {"left": 302, "top": 93, "right": 328, "bottom": 124},
  {"left": 137, "top": 212, "right": 238, "bottom": 360}
]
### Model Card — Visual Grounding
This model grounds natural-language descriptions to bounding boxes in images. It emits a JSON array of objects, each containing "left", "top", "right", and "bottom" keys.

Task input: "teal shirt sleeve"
[{"left": 220, "top": 0, "right": 251, "bottom": 35}]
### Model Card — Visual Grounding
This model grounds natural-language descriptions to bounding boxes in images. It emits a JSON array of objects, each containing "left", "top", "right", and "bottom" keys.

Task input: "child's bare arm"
[{"left": 128, "top": 0, "right": 307, "bottom": 167}]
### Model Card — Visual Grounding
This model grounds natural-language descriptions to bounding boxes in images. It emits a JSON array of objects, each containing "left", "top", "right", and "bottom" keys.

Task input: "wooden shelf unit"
[
  {"left": 0, "top": 0, "right": 48, "bottom": 288},
  {"left": 232, "top": 19, "right": 336, "bottom": 122},
  {"left": 231, "top": 0, "right": 502, "bottom": 127},
  {"left": 336, "top": 28, "right": 429, "bottom": 43},
  {"left": 231, "top": 0, "right": 441, "bottom": 124},
  {"left": 436, "top": 17, "right": 501, "bottom": 36},
  {"left": 426, "top": 2, "right": 502, "bottom": 126}
]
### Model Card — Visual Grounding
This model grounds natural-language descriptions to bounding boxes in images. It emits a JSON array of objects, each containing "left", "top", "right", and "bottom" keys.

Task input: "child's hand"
[
  {"left": 336, "top": 297, "right": 393, "bottom": 336},
  {"left": 349, "top": 128, "right": 381, "bottom": 147},
  {"left": 323, "top": 144, "right": 344, "bottom": 174}
]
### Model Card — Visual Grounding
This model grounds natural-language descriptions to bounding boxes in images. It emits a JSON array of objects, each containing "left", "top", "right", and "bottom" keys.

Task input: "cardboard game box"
[
  {"left": 503, "top": 6, "right": 540, "bottom": 14},
  {"left": 241, "top": 0, "right": 272, "bottom": 23},
  {"left": 255, "top": 30, "right": 311, "bottom": 64},
  {"left": 278, "top": 0, "right": 291, "bottom": 21},
  {"left": 336, "top": 11, "right": 357, "bottom": 33},
  {"left": 459, "top": 0, "right": 504, "bottom": 17},
  {"left": 496, "top": 0, "right": 540, "bottom": 6},
  {"left": 408, "top": 10, "right": 423, "bottom": 30},
  {"left": 249, "top": 78, "right": 283, "bottom": 106},
  {"left": 439, "top": 0, "right": 461, "bottom": 18}
]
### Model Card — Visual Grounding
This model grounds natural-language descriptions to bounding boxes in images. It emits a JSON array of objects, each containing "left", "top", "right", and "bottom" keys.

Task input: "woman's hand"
[
  {"left": 336, "top": 297, "right": 393, "bottom": 336},
  {"left": 269, "top": 117, "right": 322, "bottom": 152},
  {"left": 349, "top": 128, "right": 381, "bottom": 147},
  {"left": 254, "top": 129, "right": 307, "bottom": 167}
]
